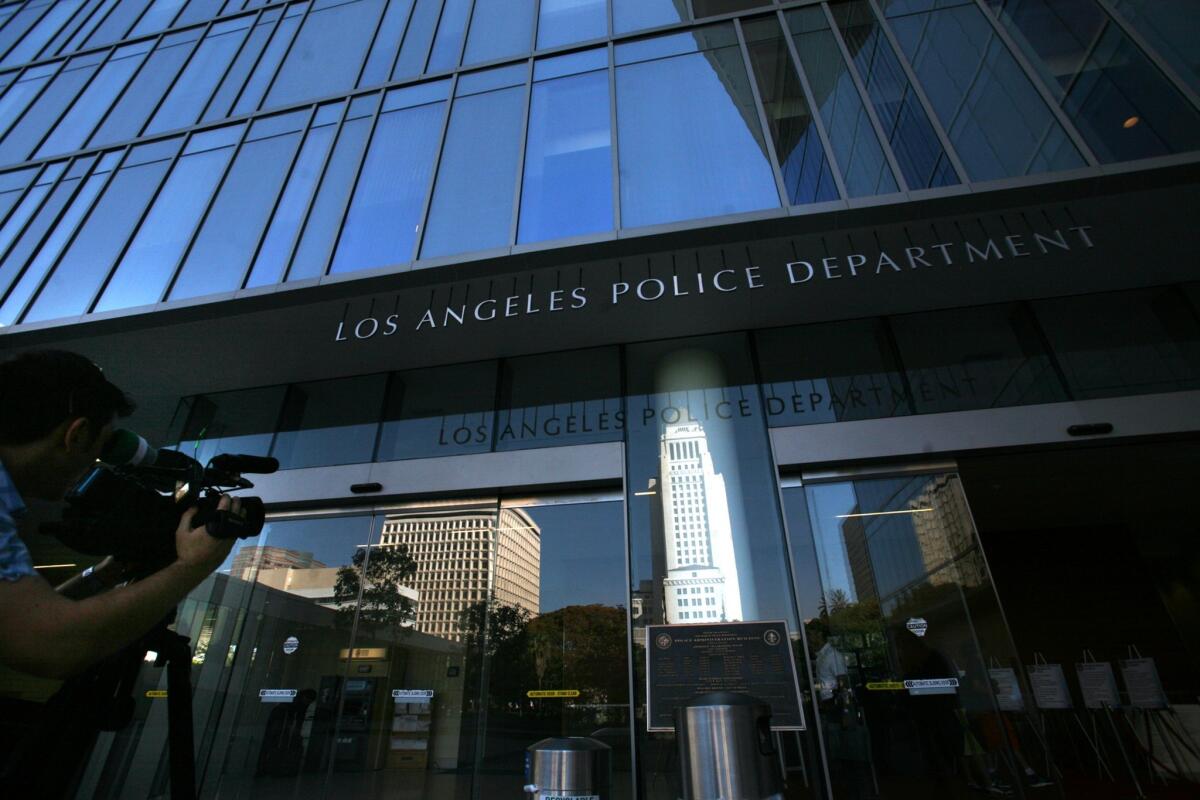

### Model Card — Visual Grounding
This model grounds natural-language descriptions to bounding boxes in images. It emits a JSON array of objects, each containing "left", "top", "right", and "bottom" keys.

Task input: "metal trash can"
[
  {"left": 675, "top": 692, "right": 785, "bottom": 800},
  {"left": 523, "top": 736, "right": 611, "bottom": 799}
]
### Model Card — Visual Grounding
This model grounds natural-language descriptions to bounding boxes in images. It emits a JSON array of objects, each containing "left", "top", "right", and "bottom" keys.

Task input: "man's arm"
[{"left": 0, "top": 500, "right": 236, "bottom": 679}]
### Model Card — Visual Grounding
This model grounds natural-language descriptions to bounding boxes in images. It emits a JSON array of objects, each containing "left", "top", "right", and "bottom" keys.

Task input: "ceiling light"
[{"left": 1123, "top": 116, "right": 1140, "bottom": 129}]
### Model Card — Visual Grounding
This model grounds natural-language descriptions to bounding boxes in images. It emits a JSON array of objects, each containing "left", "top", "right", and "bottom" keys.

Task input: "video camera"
[{"left": 42, "top": 429, "right": 276, "bottom": 573}]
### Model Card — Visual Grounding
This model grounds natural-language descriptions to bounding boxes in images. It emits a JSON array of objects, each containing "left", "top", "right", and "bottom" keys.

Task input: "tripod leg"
[{"left": 161, "top": 632, "right": 197, "bottom": 800}]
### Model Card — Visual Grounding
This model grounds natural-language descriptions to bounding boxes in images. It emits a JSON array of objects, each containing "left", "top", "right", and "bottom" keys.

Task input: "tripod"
[{"left": 1, "top": 609, "right": 201, "bottom": 798}]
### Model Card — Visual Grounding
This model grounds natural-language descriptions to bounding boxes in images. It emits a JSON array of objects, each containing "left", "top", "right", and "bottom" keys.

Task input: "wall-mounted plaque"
[{"left": 645, "top": 620, "right": 805, "bottom": 732}]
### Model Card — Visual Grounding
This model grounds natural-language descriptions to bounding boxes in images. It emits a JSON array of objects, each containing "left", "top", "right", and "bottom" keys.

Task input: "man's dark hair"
[{"left": 0, "top": 350, "right": 135, "bottom": 445}]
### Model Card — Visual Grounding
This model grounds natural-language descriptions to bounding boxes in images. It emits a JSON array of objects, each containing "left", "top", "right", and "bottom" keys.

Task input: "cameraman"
[{"left": 0, "top": 349, "right": 238, "bottom": 679}]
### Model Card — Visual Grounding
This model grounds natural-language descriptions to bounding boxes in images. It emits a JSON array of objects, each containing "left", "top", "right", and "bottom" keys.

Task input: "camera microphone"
[{"left": 100, "top": 429, "right": 158, "bottom": 467}]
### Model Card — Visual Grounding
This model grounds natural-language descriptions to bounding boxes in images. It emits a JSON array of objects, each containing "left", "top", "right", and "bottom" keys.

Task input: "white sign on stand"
[
  {"left": 259, "top": 689, "right": 298, "bottom": 703},
  {"left": 392, "top": 689, "right": 434, "bottom": 703},
  {"left": 1027, "top": 663, "right": 1072, "bottom": 709},
  {"left": 988, "top": 667, "right": 1024, "bottom": 712},
  {"left": 1076, "top": 661, "right": 1120, "bottom": 709},
  {"left": 1120, "top": 657, "right": 1168, "bottom": 709}
]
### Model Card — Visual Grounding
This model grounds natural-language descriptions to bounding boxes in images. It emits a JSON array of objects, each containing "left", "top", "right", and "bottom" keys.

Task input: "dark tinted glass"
[
  {"left": 537, "top": 0, "right": 606, "bottom": 49},
  {"left": 376, "top": 361, "right": 498, "bottom": 460},
  {"left": 331, "top": 87, "right": 447, "bottom": 274},
  {"left": 612, "top": 0, "right": 687, "bottom": 35},
  {"left": 268, "top": 0, "right": 385, "bottom": 107},
  {"left": 1033, "top": 288, "right": 1200, "bottom": 399},
  {"left": 271, "top": 374, "right": 387, "bottom": 469},
  {"left": 986, "top": 0, "right": 1200, "bottom": 162},
  {"left": 756, "top": 318, "right": 913, "bottom": 426},
  {"left": 518, "top": 55, "right": 612, "bottom": 243},
  {"left": 785, "top": 7, "right": 899, "bottom": 196},
  {"left": 496, "top": 347, "right": 623, "bottom": 451},
  {"left": 831, "top": 0, "right": 959, "bottom": 189},
  {"left": 462, "top": 0, "right": 535, "bottom": 66},
  {"left": 742, "top": 16, "right": 840, "bottom": 205},
  {"left": 880, "top": 0, "right": 1084, "bottom": 180},
  {"left": 615, "top": 28, "right": 780, "bottom": 228},
  {"left": 421, "top": 76, "right": 525, "bottom": 258},
  {"left": 693, "top": 0, "right": 772, "bottom": 16},
  {"left": 889, "top": 303, "right": 1067, "bottom": 412},
  {"left": 176, "top": 385, "right": 288, "bottom": 465},
  {"left": 1112, "top": 0, "right": 1200, "bottom": 94}
]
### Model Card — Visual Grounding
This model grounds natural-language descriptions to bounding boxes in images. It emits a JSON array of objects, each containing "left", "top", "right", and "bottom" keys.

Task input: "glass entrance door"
[{"left": 781, "top": 469, "right": 1048, "bottom": 800}]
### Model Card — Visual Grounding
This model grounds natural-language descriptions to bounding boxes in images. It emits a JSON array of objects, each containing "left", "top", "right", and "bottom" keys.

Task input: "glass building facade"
[{"left": 0, "top": 1, "right": 1198, "bottom": 799}]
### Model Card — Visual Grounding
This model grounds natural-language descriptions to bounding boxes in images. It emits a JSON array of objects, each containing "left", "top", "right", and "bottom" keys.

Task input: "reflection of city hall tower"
[
  {"left": 380, "top": 507, "right": 541, "bottom": 641},
  {"left": 659, "top": 423, "right": 742, "bottom": 624}
]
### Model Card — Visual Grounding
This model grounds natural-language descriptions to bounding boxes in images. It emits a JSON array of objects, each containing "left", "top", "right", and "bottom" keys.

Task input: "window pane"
[
  {"left": 1112, "top": 0, "right": 1200, "bottom": 95},
  {"left": 35, "top": 45, "right": 149, "bottom": 158},
  {"left": 742, "top": 16, "right": 840, "bottom": 205},
  {"left": 786, "top": 7, "right": 898, "bottom": 197},
  {"left": 1033, "top": 288, "right": 1200, "bottom": 399},
  {"left": 359, "top": 0, "right": 414, "bottom": 86},
  {"left": 517, "top": 64, "right": 612, "bottom": 244},
  {"left": 693, "top": 0, "right": 771, "bottom": 17},
  {"left": 203, "top": 14, "right": 276, "bottom": 122},
  {"left": 271, "top": 374, "right": 386, "bottom": 469},
  {"left": 615, "top": 30, "right": 780, "bottom": 228},
  {"left": 0, "top": 56, "right": 99, "bottom": 165},
  {"left": 755, "top": 318, "right": 914, "bottom": 426},
  {"left": 266, "top": 0, "right": 385, "bottom": 108},
  {"left": 330, "top": 96, "right": 446, "bottom": 274},
  {"left": 245, "top": 121, "right": 337, "bottom": 287},
  {"left": 95, "top": 142, "right": 235, "bottom": 312},
  {"left": 288, "top": 114, "right": 373, "bottom": 280},
  {"left": 612, "top": 0, "right": 687, "bottom": 35},
  {"left": 462, "top": 0, "right": 535, "bottom": 66},
  {"left": 131, "top": 0, "right": 188, "bottom": 36},
  {"left": 0, "top": 168, "right": 105, "bottom": 325},
  {"left": 831, "top": 0, "right": 959, "bottom": 189},
  {"left": 232, "top": 4, "right": 303, "bottom": 115},
  {"left": 425, "top": 0, "right": 470, "bottom": 71},
  {"left": 0, "top": 65, "right": 56, "bottom": 144},
  {"left": 89, "top": 34, "right": 195, "bottom": 146},
  {"left": 421, "top": 82, "right": 525, "bottom": 258},
  {"left": 174, "top": 0, "right": 224, "bottom": 26},
  {"left": 0, "top": 176, "right": 74, "bottom": 313},
  {"left": 889, "top": 303, "right": 1067, "bottom": 413},
  {"left": 477, "top": 499, "right": 635, "bottom": 799},
  {"left": 986, "top": 0, "right": 1200, "bottom": 163},
  {"left": 145, "top": 20, "right": 251, "bottom": 135},
  {"left": 392, "top": 0, "right": 440, "bottom": 79},
  {"left": 376, "top": 361, "right": 497, "bottom": 460},
  {"left": 23, "top": 158, "right": 169, "bottom": 322},
  {"left": 495, "top": 347, "right": 623, "bottom": 451},
  {"left": 177, "top": 385, "right": 286, "bottom": 463},
  {"left": 879, "top": 0, "right": 1085, "bottom": 180},
  {"left": 537, "top": 0, "right": 606, "bottom": 49},
  {"left": 169, "top": 129, "right": 303, "bottom": 300},
  {"left": 86, "top": 0, "right": 151, "bottom": 49},
  {"left": 1, "top": 0, "right": 84, "bottom": 67}
]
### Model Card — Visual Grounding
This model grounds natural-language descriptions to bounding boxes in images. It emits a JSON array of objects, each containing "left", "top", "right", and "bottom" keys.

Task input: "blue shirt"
[{"left": 0, "top": 457, "right": 33, "bottom": 582}]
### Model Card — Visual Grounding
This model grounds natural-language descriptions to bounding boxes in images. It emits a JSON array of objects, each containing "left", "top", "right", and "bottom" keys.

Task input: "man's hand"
[{"left": 174, "top": 495, "right": 238, "bottom": 576}]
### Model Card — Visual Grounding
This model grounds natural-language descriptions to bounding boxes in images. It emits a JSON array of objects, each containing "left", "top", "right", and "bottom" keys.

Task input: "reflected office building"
[{"left": 1, "top": 0, "right": 1198, "bottom": 799}]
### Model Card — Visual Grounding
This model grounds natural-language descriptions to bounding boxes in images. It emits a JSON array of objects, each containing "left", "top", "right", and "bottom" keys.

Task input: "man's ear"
[{"left": 62, "top": 417, "right": 94, "bottom": 454}]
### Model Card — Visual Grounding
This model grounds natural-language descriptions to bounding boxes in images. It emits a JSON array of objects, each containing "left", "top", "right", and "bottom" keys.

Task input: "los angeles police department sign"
[{"left": 333, "top": 225, "right": 1096, "bottom": 342}]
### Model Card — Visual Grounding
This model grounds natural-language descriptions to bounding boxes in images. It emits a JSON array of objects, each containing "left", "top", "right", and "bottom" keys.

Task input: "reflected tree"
[{"left": 333, "top": 545, "right": 417, "bottom": 639}]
